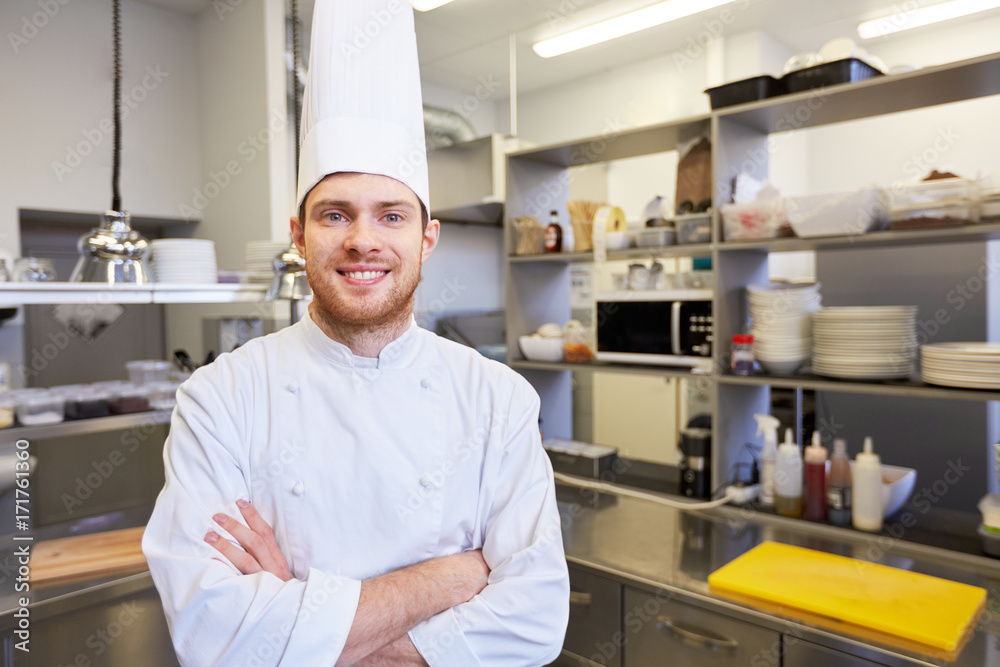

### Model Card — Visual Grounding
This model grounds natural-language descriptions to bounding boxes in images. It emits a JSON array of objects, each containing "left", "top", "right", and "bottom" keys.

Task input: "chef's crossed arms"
[{"left": 205, "top": 497, "right": 491, "bottom": 666}]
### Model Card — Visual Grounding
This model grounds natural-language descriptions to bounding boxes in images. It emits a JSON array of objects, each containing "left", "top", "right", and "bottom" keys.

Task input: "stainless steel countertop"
[
  {"left": 557, "top": 484, "right": 1000, "bottom": 667},
  {"left": 5, "top": 488, "right": 1000, "bottom": 665}
]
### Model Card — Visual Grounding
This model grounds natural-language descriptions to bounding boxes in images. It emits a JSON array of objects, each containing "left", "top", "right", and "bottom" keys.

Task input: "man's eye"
[
  {"left": 385, "top": 214, "right": 402, "bottom": 223},
  {"left": 326, "top": 212, "right": 345, "bottom": 222}
]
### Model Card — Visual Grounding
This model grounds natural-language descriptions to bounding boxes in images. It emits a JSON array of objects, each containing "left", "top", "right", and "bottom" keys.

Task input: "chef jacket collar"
[{"left": 301, "top": 310, "right": 421, "bottom": 371}]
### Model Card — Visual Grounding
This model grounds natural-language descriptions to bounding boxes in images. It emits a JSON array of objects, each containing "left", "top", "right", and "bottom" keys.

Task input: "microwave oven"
[{"left": 595, "top": 290, "right": 713, "bottom": 368}]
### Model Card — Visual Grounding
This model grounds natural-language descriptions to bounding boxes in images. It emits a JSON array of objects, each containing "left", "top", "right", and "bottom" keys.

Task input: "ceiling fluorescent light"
[
  {"left": 533, "top": 0, "right": 737, "bottom": 58},
  {"left": 410, "top": 0, "right": 456, "bottom": 11},
  {"left": 858, "top": 0, "right": 1000, "bottom": 38}
]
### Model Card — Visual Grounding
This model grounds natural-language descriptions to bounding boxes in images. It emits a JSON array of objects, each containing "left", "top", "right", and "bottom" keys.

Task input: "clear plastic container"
[
  {"left": 147, "top": 381, "right": 181, "bottom": 410},
  {"left": 562, "top": 326, "right": 595, "bottom": 364},
  {"left": 109, "top": 385, "right": 152, "bottom": 414},
  {"left": 722, "top": 199, "right": 789, "bottom": 241},
  {"left": 889, "top": 201, "right": 978, "bottom": 230},
  {"left": 16, "top": 392, "right": 65, "bottom": 425},
  {"left": 126, "top": 360, "right": 172, "bottom": 385},
  {"left": 890, "top": 178, "right": 975, "bottom": 209},
  {"left": 635, "top": 228, "right": 675, "bottom": 247},
  {"left": 65, "top": 389, "right": 112, "bottom": 420},
  {"left": 731, "top": 334, "right": 754, "bottom": 375},
  {"left": 682, "top": 270, "right": 715, "bottom": 289},
  {"left": 675, "top": 213, "right": 712, "bottom": 244}
]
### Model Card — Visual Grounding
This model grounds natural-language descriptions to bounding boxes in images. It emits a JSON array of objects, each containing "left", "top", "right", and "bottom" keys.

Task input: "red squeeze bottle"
[{"left": 803, "top": 431, "right": 828, "bottom": 522}]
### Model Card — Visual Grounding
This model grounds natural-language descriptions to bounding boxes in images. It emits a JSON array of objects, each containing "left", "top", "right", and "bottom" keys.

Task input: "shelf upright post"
[
  {"left": 505, "top": 152, "right": 574, "bottom": 439},
  {"left": 711, "top": 114, "right": 773, "bottom": 489}
]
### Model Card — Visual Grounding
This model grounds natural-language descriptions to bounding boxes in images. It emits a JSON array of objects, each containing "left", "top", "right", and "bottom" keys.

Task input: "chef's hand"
[{"left": 205, "top": 499, "right": 294, "bottom": 582}]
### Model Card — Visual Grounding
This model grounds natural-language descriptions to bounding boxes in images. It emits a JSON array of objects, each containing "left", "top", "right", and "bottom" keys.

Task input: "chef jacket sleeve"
[
  {"left": 142, "top": 364, "right": 362, "bottom": 667},
  {"left": 408, "top": 375, "right": 570, "bottom": 666}
]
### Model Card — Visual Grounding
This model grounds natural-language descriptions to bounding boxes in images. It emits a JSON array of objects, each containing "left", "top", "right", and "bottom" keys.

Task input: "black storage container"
[
  {"left": 784, "top": 57, "right": 883, "bottom": 93},
  {"left": 704, "top": 75, "right": 784, "bottom": 109}
]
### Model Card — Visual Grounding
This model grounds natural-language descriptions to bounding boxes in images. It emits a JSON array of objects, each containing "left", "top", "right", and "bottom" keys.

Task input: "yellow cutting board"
[
  {"left": 708, "top": 542, "right": 986, "bottom": 652},
  {"left": 30, "top": 526, "right": 147, "bottom": 586}
]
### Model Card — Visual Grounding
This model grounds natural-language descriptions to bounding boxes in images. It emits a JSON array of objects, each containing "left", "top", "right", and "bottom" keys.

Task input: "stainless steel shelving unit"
[{"left": 504, "top": 49, "right": 1000, "bottom": 491}]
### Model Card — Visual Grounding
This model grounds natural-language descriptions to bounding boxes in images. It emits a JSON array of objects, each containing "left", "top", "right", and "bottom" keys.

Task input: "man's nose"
[{"left": 344, "top": 219, "right": 381, "bottom": 254}]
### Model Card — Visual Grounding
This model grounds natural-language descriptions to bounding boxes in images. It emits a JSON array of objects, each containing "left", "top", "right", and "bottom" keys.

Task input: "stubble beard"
[{"left": 307, "top": 256, "right": 422, "bottom": 339}]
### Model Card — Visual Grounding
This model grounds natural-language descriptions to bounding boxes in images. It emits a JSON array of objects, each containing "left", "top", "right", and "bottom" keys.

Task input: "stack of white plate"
[
  {"left": 747, "top": 283, "right": 821, "bottom": 376},
  {"left": 246, "top": 241, "right": 289, "bottom": 283},
  {"left": 149, "top": 239, "right": 218, "bottom": 284},
  {"left": 922, "top": 343, "right": 1000, "bottom": 389},
  {"left": 812, "top": 306, "right": 918, "bottom": 379}
]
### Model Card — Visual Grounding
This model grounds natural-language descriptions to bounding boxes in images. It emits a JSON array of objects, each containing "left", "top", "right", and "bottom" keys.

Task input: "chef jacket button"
[
  {"left": 420, "top": 378, "right": 431, "bottom": 389},
  {"left": 292, "top": 482, "right": 305, "bottom": 496},
  {"left": 287, "top": 382, "right": 299, "bottom": 394},
  {"left": 419, "top": 474, "right": 433, "bottom": 488}
]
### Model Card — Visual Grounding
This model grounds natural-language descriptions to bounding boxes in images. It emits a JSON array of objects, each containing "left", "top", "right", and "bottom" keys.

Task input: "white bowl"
[
  {"left": 881, "top": 464, "right": 916, "bottom": 518},
  {"left": 519, "top": 335, "right": 564, "bottom": 363},
  {"left": 757, "top": 358, "right": 805, "bottom": 376},
  {"left": 840, "top": 462, "right": 916, "bottom": 518}
]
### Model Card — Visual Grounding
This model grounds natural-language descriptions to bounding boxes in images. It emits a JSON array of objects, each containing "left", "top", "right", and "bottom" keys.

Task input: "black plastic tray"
[
  {"left": 704, "top": 75, "right": 784, "bottom": 110},
  {"left": 783, "top": 57, "right": 883, "bottom": 93}
]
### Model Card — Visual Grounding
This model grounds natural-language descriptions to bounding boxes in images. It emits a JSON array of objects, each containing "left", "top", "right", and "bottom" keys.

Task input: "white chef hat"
[{"left": 297, "top": 0, "right": 429, "bottom": 213}]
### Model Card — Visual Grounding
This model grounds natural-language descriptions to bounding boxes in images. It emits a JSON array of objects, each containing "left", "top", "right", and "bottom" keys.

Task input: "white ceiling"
[{"left": 134, "top": 0, "right": 998, "bottom": 96}]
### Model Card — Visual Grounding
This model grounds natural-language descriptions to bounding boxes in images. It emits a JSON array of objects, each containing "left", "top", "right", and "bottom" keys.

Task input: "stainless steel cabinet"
[
  {"left": 562, "top": 567, "right": 624, "bottom": 667},
  {"left": 623, "top": 587, "right": 780, "bottom": 666},
  {"left": 784, "top": 638, "right": 887, "bottom": 667}
]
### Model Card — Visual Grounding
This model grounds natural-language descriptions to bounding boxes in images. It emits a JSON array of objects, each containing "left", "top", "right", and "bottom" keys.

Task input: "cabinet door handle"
[
  {"left": 656, "top": 616, "right": 739, "bottom": 652},
  {"left": 569, "top": 591, "right": 592, "bottom": 606}
]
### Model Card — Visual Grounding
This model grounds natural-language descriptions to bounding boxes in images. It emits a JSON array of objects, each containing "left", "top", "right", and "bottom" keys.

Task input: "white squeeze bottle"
[
  {"left": 755, "top": 414, "right": 781, "bottom": 506},
  {"left": 852, "top": 436, "right": 884, "bottom": 532},
  {"left": 774, "top": 428, "right": 803, "bottom": 517}
]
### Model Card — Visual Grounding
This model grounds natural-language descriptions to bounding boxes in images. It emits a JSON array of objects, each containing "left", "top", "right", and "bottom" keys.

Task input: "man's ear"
[
  {"left": 291, "top": 215, "right": 305, "bottom": 255},
  {"left": 422, "top": 218, "right": 441, "bottom": 261}
]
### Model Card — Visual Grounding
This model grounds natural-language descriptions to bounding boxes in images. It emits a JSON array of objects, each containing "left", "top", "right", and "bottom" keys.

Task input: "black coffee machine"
[{"left": 679, "top": 415, "right": 712, "bottom": 499}]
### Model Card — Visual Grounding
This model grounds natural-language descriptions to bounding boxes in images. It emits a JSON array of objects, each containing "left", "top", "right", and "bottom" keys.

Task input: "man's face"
[{"left": 291, "top": 172, "right": 439, "bottom": 328}]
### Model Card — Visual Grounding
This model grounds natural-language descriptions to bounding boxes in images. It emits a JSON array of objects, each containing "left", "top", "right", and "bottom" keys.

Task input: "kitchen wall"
[{"left": 0, "top": 0, "right": 203, "bottom": 382}]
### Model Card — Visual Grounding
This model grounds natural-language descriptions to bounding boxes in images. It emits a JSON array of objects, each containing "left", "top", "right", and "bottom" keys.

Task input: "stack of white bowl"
[
  {"left": 747, "top": 283, "right": 822, "bottom": 376},
  {"left": 149, "top": 239, "right": 218, "bottom": 284},
  {"left": 246, "top": 241, "right": 289, "bottom": 283},
  {"left": 812, "top": 306, "right": 918, "bottom": 379}
]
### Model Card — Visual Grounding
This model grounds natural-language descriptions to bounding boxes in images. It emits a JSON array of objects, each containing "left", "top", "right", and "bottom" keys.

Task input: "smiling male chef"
[{"left": 141, "top": 1, "right": 569, "bottom": 665}]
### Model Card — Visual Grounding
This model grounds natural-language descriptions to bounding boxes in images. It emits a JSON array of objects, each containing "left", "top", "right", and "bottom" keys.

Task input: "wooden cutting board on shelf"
[
  {"left": 30, "top": 526, "right": 147, "bottom": 586},
  {"left": 708, "top": 542, "right": 986, "bottom": 654}
]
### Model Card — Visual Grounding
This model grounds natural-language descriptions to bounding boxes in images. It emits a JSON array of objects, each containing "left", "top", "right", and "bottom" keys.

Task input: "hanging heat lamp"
[
  {"left": 267, "top": 0, "right": 312, "bottom": 319},
  {"left": 71, "top": 0, "right": 151, "bottom": 284}
]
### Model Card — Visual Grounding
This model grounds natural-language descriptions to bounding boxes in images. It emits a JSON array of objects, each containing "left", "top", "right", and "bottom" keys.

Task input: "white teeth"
[{"left": 346, "top": 271, "right": 386, "bottom": 280}]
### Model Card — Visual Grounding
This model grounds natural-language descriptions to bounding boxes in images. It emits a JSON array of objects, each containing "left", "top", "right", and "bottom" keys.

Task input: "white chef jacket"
[{"left": 142, "top": 314, "right": 570, "bottom": 667}]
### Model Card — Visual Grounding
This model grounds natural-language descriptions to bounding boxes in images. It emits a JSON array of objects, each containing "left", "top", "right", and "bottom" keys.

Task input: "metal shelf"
[
  {"left": 507, "top": 114, "right": 711, "bottom": 167},
  {"left": 508, "top": 243, "right": 714, "bottom": 264},
  {"left": 510, "top": 359, "right": 712, "bottom": 380},
  {"left": 0, "top": 283, "right": 267, "bottom": 306},
  {"left": 716, "top": 50, "right": 1000, "bottom": 134},
  {"left": 0, "top": 410, "right": 172, "bottom": 443},
  {"left": 718, "top": 222, "right": 1000, "bottom": 253},
  {"left": 508, "top": 253, "right": 593, "bottom": 264},
  {"left": 607, "top": 244, "right": 713, "bottom": 261},
  {"left": 717, "top": 373, "right": 1000, "bottom": 402},
  {"left": 513, "top": 361, "right": 1000, "bottom": 401}
]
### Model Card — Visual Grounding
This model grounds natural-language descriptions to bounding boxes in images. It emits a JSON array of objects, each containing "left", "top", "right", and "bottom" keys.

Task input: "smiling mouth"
[{"left": 339, "top": 270, "right": 388, "bottom": 281}]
